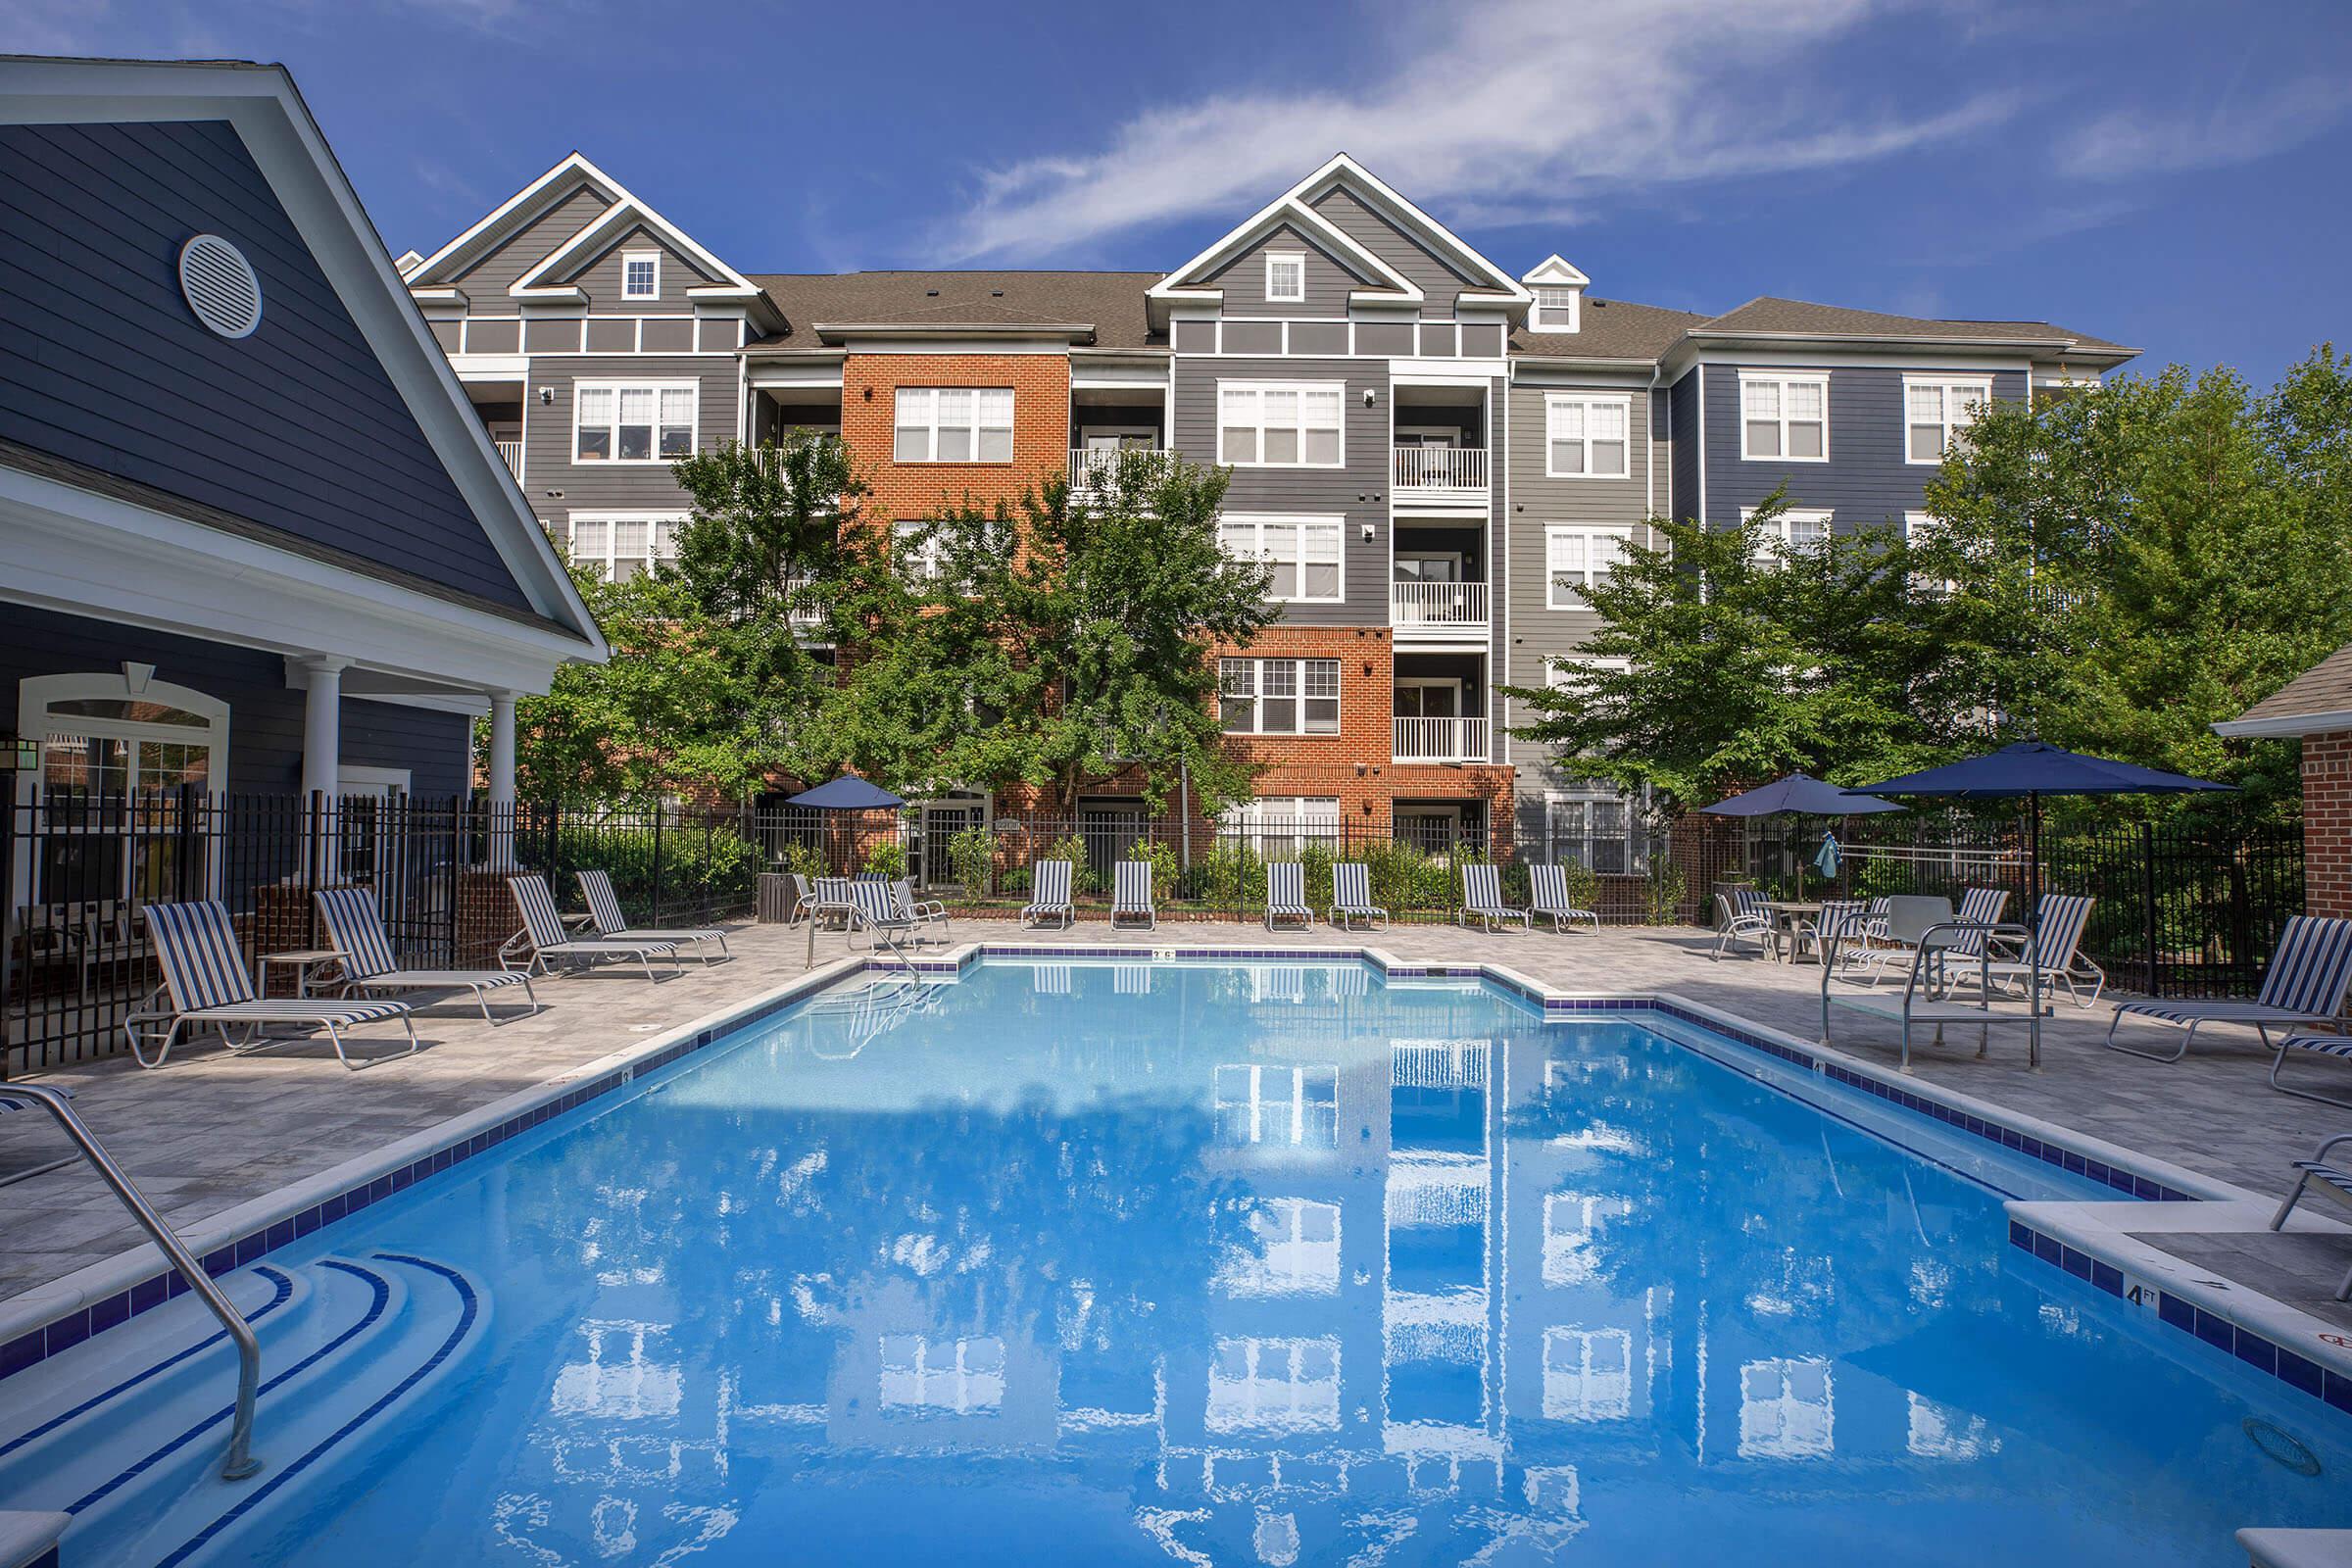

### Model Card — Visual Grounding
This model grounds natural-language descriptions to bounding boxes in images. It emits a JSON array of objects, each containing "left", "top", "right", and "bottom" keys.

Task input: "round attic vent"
[{"left": 178, "top": 234, "right": 262, "bottom": 339}]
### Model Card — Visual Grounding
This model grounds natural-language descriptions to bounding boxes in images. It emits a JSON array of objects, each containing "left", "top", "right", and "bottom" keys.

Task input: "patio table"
[
  {"left": 1763, "top": 901, "right": 1823, "bottom": 963},
  {"left": 259, "top": 948, "right": 343, "bottom": 999}
]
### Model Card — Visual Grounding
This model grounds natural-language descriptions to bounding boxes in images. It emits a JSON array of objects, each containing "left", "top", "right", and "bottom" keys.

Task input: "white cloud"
[
  {"left": 2054, "top": 74, "right": 2347, "bottom": 178},
  {"left": 937, "top": 0, "right": 2021, "bottom": 262}
]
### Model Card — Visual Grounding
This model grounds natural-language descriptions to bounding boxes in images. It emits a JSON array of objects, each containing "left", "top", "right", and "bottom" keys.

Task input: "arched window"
[{"left": 16, "top": 670, "right": 230, "bottom": 906}]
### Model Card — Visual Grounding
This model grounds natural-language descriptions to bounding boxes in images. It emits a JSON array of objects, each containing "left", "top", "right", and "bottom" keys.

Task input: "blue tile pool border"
[{"left": 0, "top": 939, "right": 2279, "bottom": 1401}]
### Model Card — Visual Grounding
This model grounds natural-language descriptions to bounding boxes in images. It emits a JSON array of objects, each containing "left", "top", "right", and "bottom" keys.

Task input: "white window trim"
[
  {"left": 1264, "top": 251, "right": 1305, "bottom": 305},
  {"left": 893, "top": 386, "right": 1016, "bottom": 465},
  {"left": 572, "top": 379, "right": 699, "bottom": 466},
  {"left": 565, "top": 511, "right": 687, "bottom": 581},
  {"left": 1543, "top": 778, "right": 1646, "bottom": 874},
  {"left": 620, "top": 249, "right": 661, "bottom": 301},
  {"left": 1532, "top": 285, "right": 1581, "bottom": 333},
  {"left": 1740, "top": 506, "right": 1834, "bottom": 563},
  {"left": 1901, "top": 374, "right": 1994, "bottom": 466},
  {"left": 1218, "top": 797, "right": 1344, "bottom": 853},
  {"left": 1219, "top": 659, "right": 1342, "bottom": 736},
  {"left": 1217, "top": 380, "right": 1347, "bottom": 469},
  {"left": 1737, "top": 370, "right": 1832, "bottom": 464},
  {"left": 1544, "top": 524, "right": 1634, "bottom": 609},
  {"left": 1544, "top": 393, "right": 1632, "bottom": 479},
  {"left": 893, "top": 518, "right": 945, "bottom": 582},
  {"left": 16, "top": 671, "right": 232, "bottom": 906},
  {"left": 1219, "top": 514, "right": 1346, "bottom": 605}
]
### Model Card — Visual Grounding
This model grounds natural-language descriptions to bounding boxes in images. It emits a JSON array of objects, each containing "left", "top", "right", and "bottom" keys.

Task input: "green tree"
[{"left": 842, "top": 451, "right": 1277, "bottom": 810}]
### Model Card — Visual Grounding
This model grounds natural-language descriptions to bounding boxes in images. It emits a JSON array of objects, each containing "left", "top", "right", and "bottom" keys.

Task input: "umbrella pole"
[{"left": 2027, "top": 791, "right": 2042, "bottom": 1070}]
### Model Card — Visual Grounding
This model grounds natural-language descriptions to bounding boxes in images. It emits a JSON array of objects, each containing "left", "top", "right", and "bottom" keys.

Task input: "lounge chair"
[
  {"left": 893, "top": 878, "right": 951, "bottom": 942},
  {"left": 2268, "top": 1133, "right": 2352, "bottom": 1298},
  {"left": 808, "top": 876, "right": 857, "bottom": 931},
  {"left": 1975, "top": 893, "right": 2106, "bottom": 1007},
  {"left": 315, "top": 887, "right": 538, "bottom": 1025},
  {"left": 1940, "top": 887, "right": 2012, "bottom": 958},
  {"left": 1111, "top": 860, "right": 1156, "bottom": 930},
  {"left": 2106, "top": 915, "right": 2352, "bottom": 1062},
  {"left": 123, "top": 900, "right": 417, "bottom": 1070},
  {"left": 1529, "top": 864, "right": 1600, "bottom": 932},
  {"left": 504, "top": 874, "right": 680, "bottom": 982},
  {"left": 577, "top": 869, "right": 731, "bottom": 961},
  {"left": 784, "top": 872, "right": 815, "bottom": 927},
  {"left": 1839, "top": 895, "right": 1956, "bottom": 985},
  {"left": 1265, "top": 863, "right": 1313, "bottom": 932},
  {"left": 848, "top": 877, "right": 922, "bottom": 954},
  {"left": 1458, "top": 863, "right": 1529, "bottom": 933},
  {"left": 1711, "top": 889, "right": 1774, "bottom": 960},
  {"left": 2268, "top": 1032, "right": 2352, "bottom": 1108},
  {"left": 1796, "top": 897, "right": 1870, "bottom": 962},
  {"left": 1330, "top": 862, "right": 1388, "bottom": 931},
  {"left": 1022, "top": 860, "right": 1074, "bottom": 928}
]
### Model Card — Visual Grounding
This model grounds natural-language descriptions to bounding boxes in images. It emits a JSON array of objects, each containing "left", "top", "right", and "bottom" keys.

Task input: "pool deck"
[{"left": 3, "top": 915, "right": 2349, "bottom": 1329}]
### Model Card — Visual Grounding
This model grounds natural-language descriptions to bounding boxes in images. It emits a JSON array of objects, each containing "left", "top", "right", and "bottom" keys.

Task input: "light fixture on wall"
[
  {"left": 122, "top": 661, "right": 155, "bottom": 696},
  {"left": 1362, "top": 389, "right": 1375, "bottom": 407},
  {"left": 1360, "top": 522, "right": 1374, "bottom": 542},
  {"left": 538, "top": 387, "right": 554, "bottom": 405}
]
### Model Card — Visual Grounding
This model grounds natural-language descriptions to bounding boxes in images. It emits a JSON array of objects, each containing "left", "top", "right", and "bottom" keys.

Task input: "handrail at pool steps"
[
  {"left": 1820, "top": 913, "right": 2049, "bottom": 1072},
  {"left": 0, "top": 1083, "right": 263, "bottom": 1482}
]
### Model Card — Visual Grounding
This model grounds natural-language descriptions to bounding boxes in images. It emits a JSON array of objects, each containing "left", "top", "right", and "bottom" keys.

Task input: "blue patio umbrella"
[
  {"left": 1701, "top": 772, "right": 1902, "bottom": 899},
  {"left": 789, "top": 776, "right": 907, "bottom": 966}
]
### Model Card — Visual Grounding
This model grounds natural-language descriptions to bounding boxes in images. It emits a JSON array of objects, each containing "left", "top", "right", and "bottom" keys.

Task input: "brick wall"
[
  {"left": 2304, "top": 731, "right": 2352, "bottom": 917},
  {"left": 839, "top": 352, "right": 1072, "bottom": 533}
]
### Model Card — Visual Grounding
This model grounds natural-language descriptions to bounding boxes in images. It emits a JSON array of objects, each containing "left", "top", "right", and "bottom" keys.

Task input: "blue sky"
[{"left": 11, "top": 0, "right": 2349, "bottom": 381}]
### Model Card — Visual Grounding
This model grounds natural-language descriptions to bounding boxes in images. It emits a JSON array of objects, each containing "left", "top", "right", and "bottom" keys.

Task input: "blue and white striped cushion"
[
  {"left": 1463, "top": 863, "right": 1507, "bottom": 911},
  {"left": 315, "top": 887, "right": 398, "bottom": 981},
  {"left": 1334, "top": 862, "right": 1376, "bottom": 912},
  {"left": 2289, "top": 1159, "right": 2352, "bottom": 1199},
  {"left": 143, "top": 901, "right": 255, "bottom": 1011},
  {"left": 2257, "top": 916, "right": 2352, "bottom": 1015},
  {"left": 2033, "top": 894, "right": 2095, "bottom": 967},
  {"left": 1530, "top": 864, "right": 1589, "bottom": 914},
  {"left": 1026, "top": 861, "right": 1071, "bottom": 910},
  {"left": 851, "top": 879, "right": 901, "bottom": 927},
  {"left": 1947, "top": 887, "right": 2011, "bottom": 956},
  {"left": 1115, "top": 860, "right": 1152, "bottom": 910},
  {"left": 507, "top": 875, "right": 568, "bottom": 948},
  {"left": 1268, "top": 863, "right": 1307, "bottom": 914},
  {"left": 577, "top": 869, "right": 629, "bottom": 936},
  {"left": 2282, "top": 1032, "right": 2352, "bottom": 1060}
]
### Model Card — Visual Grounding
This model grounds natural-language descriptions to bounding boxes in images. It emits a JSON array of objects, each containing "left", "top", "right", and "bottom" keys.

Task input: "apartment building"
[{"left": 402, "top": 153, "right": 2132, "bottom": 876}]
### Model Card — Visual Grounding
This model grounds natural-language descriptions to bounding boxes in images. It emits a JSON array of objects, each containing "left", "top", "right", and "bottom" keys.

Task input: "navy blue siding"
[
  {"left": 1699, "top": 366, "right": 2028, "bottom": 532},
  {"left": 0, "top": 120, "right": 530, "bottom": 611},
  {"left": 1, "top": 605, "right": 470, "bottom": 798}
]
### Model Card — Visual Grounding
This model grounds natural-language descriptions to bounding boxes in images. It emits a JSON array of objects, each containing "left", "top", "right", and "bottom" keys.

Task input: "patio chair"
[
  {"left": 1111, "top": 860, "right": 1156, "bottom": 930},
  {"left": 1022, "top": 860, "right": 1074, "bottom": 928},
  {"left": 2268, "top": 1133, "right": 2352, "bottom": 1298},
  {"left": 1940, "top": 887, "right": 2012, "bottom": 958},
  {"left": 1839, "top": 895, "right": 1957, "bottom": 985},
  {"left": 784, "top": 872, "right": 815, "bottom": 927},
  {"left": 1529, "top": 864, "right": 1600, "bottom": 933},
  {"left": 1330, "top": 862, "right": 1388, "bottom": 931},
  {"left": 809, "top": 876, "right": 857, "bottom": 931},
  {"left": 315, "top": 887, "right": 539, "bottom": 1025},
  {"left": 893, "top": 878, "right": 951, "bottom": 943},
  {"left": 1265, "top": 863, "right": 1314, "bottom": 932},
  {"left": 1795, "top": 898, "right": 1870, "bottom": 962},
  {"left": 2267, "top": 1031, "right": 2352, "bottom": 1108},
  {"left": 1710, "top": 889, "right": 1774, "bottom": 960},
  {"left": 504, "top": 874, "right": 680, "bottom": 982},
  {"left": 2106, "top": 915, "right": 2352, "bottom": 1062},
  {"left": 1974, "top": 893, "right": 2106, "bottom": 1008},
  {"left": 123, "top": 900, "right": 418, "bottom": 1071},
  {"left": 848, "top": 877, "right": 922, "bottom": 955},
  {"left": 1458, "top": 864, "right": 1529, "bottom": 933},
  {"left": 577, "top": 869, "right": 731, "bottom": 962}
]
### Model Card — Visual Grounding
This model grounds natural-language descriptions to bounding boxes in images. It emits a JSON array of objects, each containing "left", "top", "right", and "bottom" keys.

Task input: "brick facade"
[
  {"left": 838, "top": 352, "right": 1072, "bottom": 533},
  {"left": 2303, "top": 731, "right": 2352, "bottom": 917}
]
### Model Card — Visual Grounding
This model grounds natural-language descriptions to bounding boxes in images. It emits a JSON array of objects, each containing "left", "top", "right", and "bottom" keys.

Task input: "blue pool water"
[{"left": 18, "top": 959, "right": 2352, "bottom": 1565}]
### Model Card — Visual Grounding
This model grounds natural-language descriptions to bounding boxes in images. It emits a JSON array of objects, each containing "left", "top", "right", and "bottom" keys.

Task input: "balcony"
[
  {"left": 1393, "top": 716, "right": 1490, "bottom": 764},
  {"left": 1068, "top": 446, "right": 1168, "bottom": 500},
  {"left": 494, "top": 439, "right": 523, "bottom": 482},
  {"left": 1392, "top": 446, "right": 1489, "bottom": 509},
  {"left": 1390, "top": 580, "right": 1489, "bottom": 642}
]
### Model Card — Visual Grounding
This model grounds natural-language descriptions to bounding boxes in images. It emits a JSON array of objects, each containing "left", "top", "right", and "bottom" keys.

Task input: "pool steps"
[{"left": 0, "top": 1253, "right": 484, "bottom": 1568}]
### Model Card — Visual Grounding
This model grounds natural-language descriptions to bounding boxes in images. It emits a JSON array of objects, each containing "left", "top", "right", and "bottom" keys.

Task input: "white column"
[
  {"left": 299, "top": 656, "right": 348, "bottom": 802},
  {"left": 488, "top": 690, "right": 518, "bottom": 869}
]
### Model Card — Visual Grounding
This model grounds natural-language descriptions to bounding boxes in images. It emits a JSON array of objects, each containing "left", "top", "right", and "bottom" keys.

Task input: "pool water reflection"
[{"left": 248, "top": 960, "right": 2348, "bottom": 1566}]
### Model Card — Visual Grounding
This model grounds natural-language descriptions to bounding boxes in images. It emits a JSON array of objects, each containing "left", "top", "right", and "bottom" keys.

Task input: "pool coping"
[{"left": 5, "top": 938, "right": 2349, "bottom": 1428}]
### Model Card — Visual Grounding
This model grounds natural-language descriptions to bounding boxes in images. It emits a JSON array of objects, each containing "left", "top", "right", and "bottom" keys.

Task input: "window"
[
  {"left": 1904, "top": 377, "right": 1992, "bottom": 463},
  {"left": 1543, "top": 1327, "right": 1633, "bottom": 1421},
  {"left": 1264, "top": 251, "right": 1305, "bottom": 304},
  {"left": 879, "top": 1335, "right": 1004, "bottom": 1415},
  {"left": 1904, "top": 511, "right": 1961, "bottom": 595},
  {"left": 20, "top": 672, "right": 229, "bottom": 907},
  {"left": 893, "top": 519, "right": 944, "bottom": 582},
  {"left": 567, "top": 513, "right": 683, "bottom": 582},
  {"left": 1740, "top": 1358, "right": 1835, "bottom": 1459},
  {"left": 1740, "top": 373, "right": 1829, "bottom": 461},
  {"left": 1544, "top": 395, "right": 1629, "bottom": 477},
  {"left": 574, "top": 382, "right": 696, "bottom": 463},
  {"left": 1532, "top": 285, "right": 1579, "bottom": 331},
  {"left": 1743, "top": 507, "right": 1832, "bottom": 564},
  {"left": 1206, "top": 1337, "right": 1341, "bottom": 1434},
  {"left": 1545, "top": 525, "right": 1632, "bottom": 607},
  {"left": 1213, "top": 1065, "right": 1339, "bottom": 1150},
  {"left": 1218, "top": 1198, "right": 1341, "bottom": 1298},
  {"left": 1218, "top": 796, "right": 1342, "bottom": 858},
  {"left": 1218, "top": 516, "right": 1343, "bottom": 602},
  {"left": 621, "top": 250, "right": 660, "bottom": 300},
  {"left": 1218, "top": 382, "right": 1344, "bottom": 466},
  {"left": 1545, "top": 782, "right": 1643, "bottom": 874},
  {"left": 1219, "top": 661, "right": 1340, "bottom": 735},
  {"left": 894, "top": 387, "right": 1014, "bottom": 463}
]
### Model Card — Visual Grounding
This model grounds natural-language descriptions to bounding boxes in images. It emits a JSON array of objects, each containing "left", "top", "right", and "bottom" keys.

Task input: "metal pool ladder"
[{"left": 0, "top": 1082, "right": 263, "bottom": 1480}]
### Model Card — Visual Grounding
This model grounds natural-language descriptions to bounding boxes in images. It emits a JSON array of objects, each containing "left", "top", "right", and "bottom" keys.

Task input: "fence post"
[
  {"left": 650, "top": 803, "right": 664, "bottom": 927},
  {"left": 2139, "top": 819, "right": 2161, "bottom": 998},
  {"left": 305, "top": 790, "right": 325, "bottom": 952}
]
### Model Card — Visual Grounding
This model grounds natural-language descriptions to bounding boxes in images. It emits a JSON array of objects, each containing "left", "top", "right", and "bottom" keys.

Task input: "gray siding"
[
  {"left": 1668, "top": 371, "right": 1700, "bottom": 523},
  {"left": 0, "top": 119, "right": 532, "bottom": 612},
  {"left": 558, "top": 225, "right": 713, "bottom": 315},
  {"left": 1305, "top": 187, "right": 1477, "bottom": 318},
  {"left": 445, "top": 183, "right": 610, "bottom": 309},
  {"left": 1700, "top": 365, "right": 2029, "bottom": 531},
  {"left": 1201, "top": 224, "right": 1360, "bottom": 318},
  {"left": 521, "top": 354, "right": 740, "bottom": 537},
  {"left": 1171, "top": 355, "right": 1388, "bottom": 624}
]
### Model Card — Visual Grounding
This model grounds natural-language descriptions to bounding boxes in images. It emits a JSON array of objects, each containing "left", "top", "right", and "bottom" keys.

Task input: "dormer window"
[
  {"left": 1265, "top": 252, "right": 1305, "bottom": 305},
  {"left": 621, "top": 251, "right": 660, "bottom": 300},
  {"left": 1533, "top": 286, "right": 1579, "bottom": 331}
]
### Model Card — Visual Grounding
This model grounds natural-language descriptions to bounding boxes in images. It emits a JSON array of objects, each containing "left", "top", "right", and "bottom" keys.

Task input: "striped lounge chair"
[
  {"left": 505, "top": 874, "right": 680, "bottom": 982},
  {"left": 1458, "top": 864, "right": 1529, "bottom": 933},
  {"left": 1265, "top": 863, "right": 1313, "bottom": 932},
  {"left": 1529, "top": 864, "right": 1600, "bottom": 932},
  {"left": 1329, "top": 862, "right": 1387, "bottom": 931},
  {"left": 2107, "top": 915, "right": 2352, "bottom": 1062},
  {"left": 893, "top": 878, "right": 951, "bottom": 942},
  {"left": 1976, "top": 893, "right": 2105, "bottom": 1007},
  {"left": 847, "top": 877, "right": 922, "bottom": 953},
  {"left": 1022, "top": 860, "right": 1074, "bottom": 928},
  {"left": 2269, "top": 1133, "right": 2352, "bottom": 1298},
  {"left": 577, "top": 869, "right": 730, "bottom": 961},
  {"left": 1111, "top": 860, "right": 1156, "bottom": 930},
  {"left": 1712, "top": 888, "right": 1774, "bottom": 960},
  {"left": 316, "top": 887, "right": 538, "bottom": 1024},
  {"left": 2269, "top": 1031, "right": 2352, "bottom": 1108},
  {"left": 124, "top": 900, "right": 417, "bottom": 1070}
]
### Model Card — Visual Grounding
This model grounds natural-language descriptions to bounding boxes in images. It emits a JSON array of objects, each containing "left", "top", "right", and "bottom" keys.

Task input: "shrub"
[
  {"left": 1135, "top": 836, "right": 1183, "bottom": 902},
  {"left": 1555, "top": 859, "right": 1602, "bottom": 914},
  {"left": 947, "top": 826, "right": 997, "bottom": 897},
  {"left": 1038, "top": 832, "right": 1096, "bottom": 895},
  {"left": 862, "top": 837, "right": 907, "bottom": 878},
  {"left": 1643, "top": 858, "right": 1688, "bottom": 924}
]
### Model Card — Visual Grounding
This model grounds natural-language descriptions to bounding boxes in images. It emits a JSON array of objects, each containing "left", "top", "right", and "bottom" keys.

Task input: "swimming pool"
[{"left": 4, "top": 957, "right": 2347, "bottom": 1566}]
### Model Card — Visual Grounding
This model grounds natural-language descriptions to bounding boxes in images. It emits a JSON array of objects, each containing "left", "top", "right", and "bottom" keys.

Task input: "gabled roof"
[
  {"left": 1521, "top": 255, "right": 1591, "bottom": 289},
  {"left": 1148, "top": 153, "right": 1529, "bottom": 327},
  {"left": 2214, "top": 643, "right": 2352, "bottom": 738},
  {"left": 399, "top": 150, "right": 624, "bottom": 289},
  {"left": 510, "top": 190, "right": 765, "bottom": 309}
]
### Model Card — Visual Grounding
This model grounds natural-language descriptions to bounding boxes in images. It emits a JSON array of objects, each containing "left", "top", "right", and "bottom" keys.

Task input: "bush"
[
  {"left": 1555, "top": 859, "right": 1603, "bottom": 914},
  {"left": 947, "top": 826, "right": 998, "bottom": 897},
  {"left": 862, "top": 837, "right": 907, "bottom": 878},
  {"left": 1643, "top": 858, "right": 1688, "bottom": 924},
  {"left": 1298, "top": 842, "right": 1336, "bottom": 909},
  {"left": 775, "top": 840, "right": 825, "bottom": 880},
  {"left": 1359, "top": 839, "right": 1451, "bottom": 913},
  {"left": 1135, "top": 836, "right": 1183, "bottom": 902},
  {"left": 1038, "top": 832, "right": 1096, "bottom": 896}
]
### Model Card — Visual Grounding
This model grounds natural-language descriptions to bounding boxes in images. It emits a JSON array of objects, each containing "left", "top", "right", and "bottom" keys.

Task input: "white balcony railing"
[
  {"left": 1068, "top": 446, "right": 1166, "bottom": 496},
  {"left": 495, "top": 439, "right": 523, "bottom": 482},
  {"left": 1393, "top": 446, "right": 1489, "bottom": 492},
  {"left": 1393, "top": 716, "right": 1490, "bottom": 764},
  {"left": 1391, "top": 580, "right": 1489, "bottom": 629}
]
